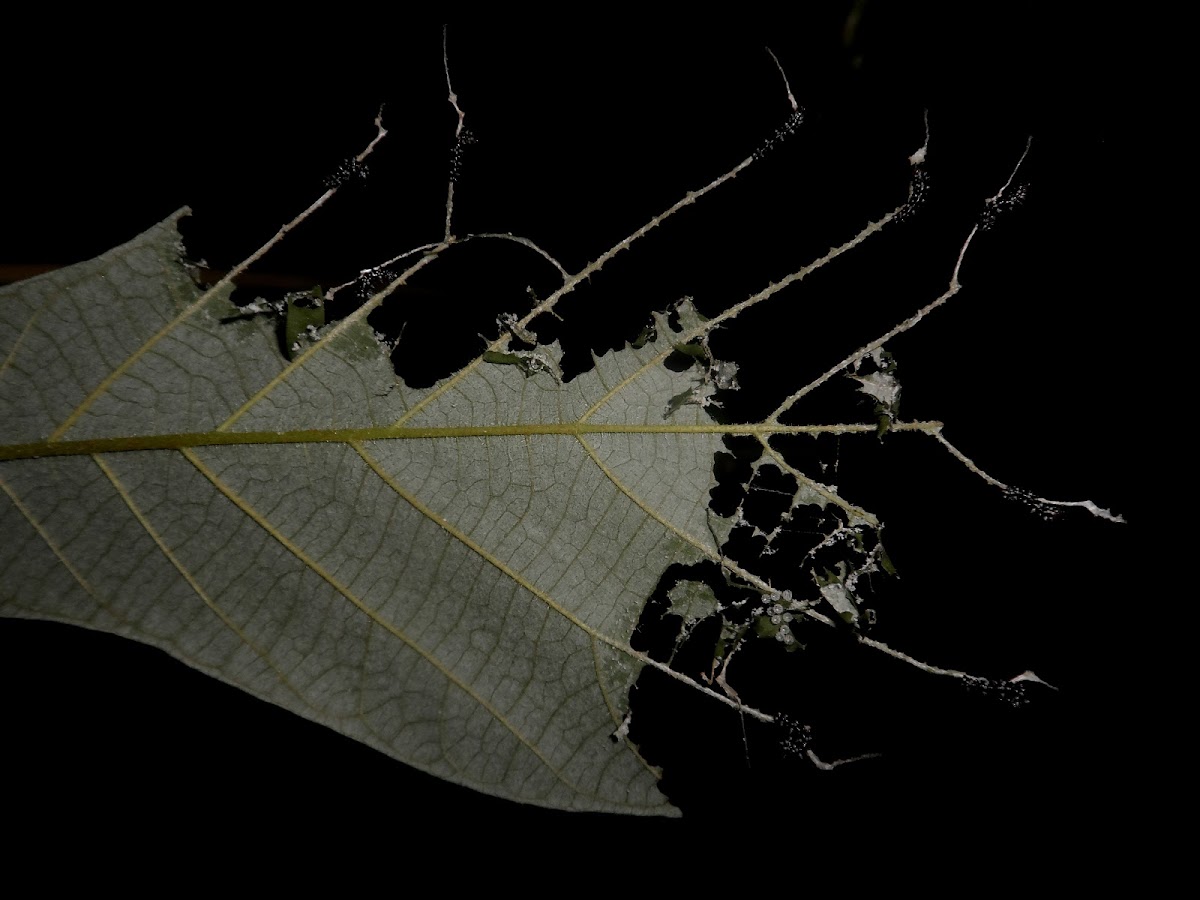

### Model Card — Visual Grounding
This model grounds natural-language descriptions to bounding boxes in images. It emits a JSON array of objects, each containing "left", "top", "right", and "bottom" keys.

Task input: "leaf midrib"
[{"left": 0, "top": 420, "right": 932, "bottom": 462}]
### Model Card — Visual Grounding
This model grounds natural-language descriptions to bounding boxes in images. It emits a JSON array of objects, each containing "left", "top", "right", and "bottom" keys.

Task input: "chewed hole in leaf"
[
  {"left": 709, "top": 438, "right": 758, "bottom": 518},
  {"left": 633, "top": 562, "right": 735, "bottom": 663},
  {"left": 741, "top": 462, "right": 798, "bottom": 528}
]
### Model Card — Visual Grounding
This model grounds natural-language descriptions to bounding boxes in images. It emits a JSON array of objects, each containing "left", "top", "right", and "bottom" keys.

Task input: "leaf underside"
[{"left": 0, "top": 212, "right": 779, "bottom": 814}]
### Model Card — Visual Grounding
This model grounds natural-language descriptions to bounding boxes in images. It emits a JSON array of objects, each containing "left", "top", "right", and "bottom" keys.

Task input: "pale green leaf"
[
  {"left": 0, "top": 36, "right": 1127, "bottom": 820},
  {"left": 0, "top": 212, "right": 752, "bottom": 814}
]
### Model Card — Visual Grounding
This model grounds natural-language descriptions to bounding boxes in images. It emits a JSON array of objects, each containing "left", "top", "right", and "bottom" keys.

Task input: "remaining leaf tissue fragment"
[{"left": 0, "top": 212, "right": 755, "bottom": 815}]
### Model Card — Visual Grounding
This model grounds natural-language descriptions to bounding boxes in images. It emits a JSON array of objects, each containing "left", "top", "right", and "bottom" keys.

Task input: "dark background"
[{"left": 1, "top": 7, "right": 1146, "bottom": 866}]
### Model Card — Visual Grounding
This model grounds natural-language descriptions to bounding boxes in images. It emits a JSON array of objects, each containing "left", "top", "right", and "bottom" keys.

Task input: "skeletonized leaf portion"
[{"left": 0, "top": 213, "right": 742, "bottom": 815}]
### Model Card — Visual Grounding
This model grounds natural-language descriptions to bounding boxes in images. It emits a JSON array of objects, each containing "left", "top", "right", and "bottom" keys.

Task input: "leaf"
[
  {"left": 2, "top": 210, "right": 766, "bottom": 813},
  {"left": 0, "top": 27, "right": 1131, "bottom": 823}
]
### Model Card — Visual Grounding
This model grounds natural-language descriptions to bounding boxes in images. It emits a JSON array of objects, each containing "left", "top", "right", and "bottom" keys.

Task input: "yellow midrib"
[{"left": 0, "top": 420, "right": 936, "bottom": 462}]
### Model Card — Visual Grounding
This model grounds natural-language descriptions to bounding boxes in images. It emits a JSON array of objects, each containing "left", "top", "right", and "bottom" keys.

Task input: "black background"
[{"left": 1, "top": 7, "right": 1147, "bottom": 869}]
